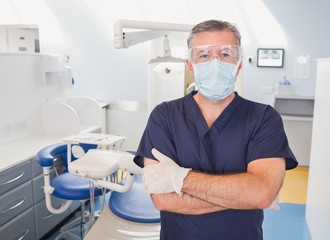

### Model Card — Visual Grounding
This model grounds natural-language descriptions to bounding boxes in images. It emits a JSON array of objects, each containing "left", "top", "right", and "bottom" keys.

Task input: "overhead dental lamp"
[
  {"left": 114, "top": 19, "right": 193, "bottom": 49},
  {"left": 148, "top": 35, "right": 186, "bottom": 78},
  {"left": 114, "top": 20, "right": 193, "bottom": 78}
]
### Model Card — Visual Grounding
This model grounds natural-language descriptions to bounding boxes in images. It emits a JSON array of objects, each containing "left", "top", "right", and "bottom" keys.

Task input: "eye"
[
  {"left": 196, "top": 50, "right": 210, "bottom": 61},
  {"left": 221, "top": 52, "right": 230, "bottom": 58},
  {"left": 199, "top": 53, "right": 209, "bottom": 59},
  {"left": 219, "top": 48, "right": 231, "bottom": 58}
]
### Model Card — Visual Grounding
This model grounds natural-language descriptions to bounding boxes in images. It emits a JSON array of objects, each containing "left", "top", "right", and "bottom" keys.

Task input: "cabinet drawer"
[
  {"left": 34, "top": 197, "right": 70, "bottom": 239},
  {"left": 0, "top": 161, "right": 31, "bottom": 195},
  {"left": 31, "top": 156, "right": 43, "bottom": 177},
  {"left": 0, "top": 207, "right": 35, "bottom": 240},
  {"left": 0, "top": 181, "right": 33, "bottom": 226}
]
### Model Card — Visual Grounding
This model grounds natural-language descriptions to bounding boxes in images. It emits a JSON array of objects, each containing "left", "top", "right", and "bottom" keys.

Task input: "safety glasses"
[{"left": 189, "top": 45, "right": 241, "bottom": 64}]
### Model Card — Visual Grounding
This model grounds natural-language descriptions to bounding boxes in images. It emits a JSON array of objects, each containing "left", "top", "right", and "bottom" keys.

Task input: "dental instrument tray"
[
  {"left": 62, "top": 133, "right": 126, "bottom": 147},
  {"left": 68, "top": 149, "right": 134, "bottom": 179}
]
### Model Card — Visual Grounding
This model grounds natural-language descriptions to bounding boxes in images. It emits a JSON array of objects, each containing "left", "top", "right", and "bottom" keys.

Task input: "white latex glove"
[
  {"left": 142, "top": 148, "right": 191, "bottom": 196},
  {"left": 267, "top": 195, "right": 280, "bottom": 211}
]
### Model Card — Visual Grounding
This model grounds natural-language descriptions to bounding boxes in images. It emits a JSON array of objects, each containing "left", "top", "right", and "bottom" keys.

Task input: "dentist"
[{"left": 134, "top": 19, "right": 297, "bottom": 240}]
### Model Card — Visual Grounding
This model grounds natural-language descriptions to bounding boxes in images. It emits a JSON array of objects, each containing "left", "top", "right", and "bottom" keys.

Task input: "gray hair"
[{"left": 187, "top": 19, "right": 241, "bottom": 48}]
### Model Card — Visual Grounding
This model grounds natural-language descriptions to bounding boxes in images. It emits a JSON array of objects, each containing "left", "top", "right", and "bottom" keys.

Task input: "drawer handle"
[
  {"left": 0, "top": 197, "right": 26, "bottom": 214},
  {"left": 0, "top": 172, "right": 25, "bottom": 186},
  {"left": 18, "top": 229, "right": 29, "bottom": 240},
  {"left": 42, "top": 213, "right": 53, "bottom": 219}
]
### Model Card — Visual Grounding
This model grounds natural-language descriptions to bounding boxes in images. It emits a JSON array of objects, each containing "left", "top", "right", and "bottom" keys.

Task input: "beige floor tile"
[{"left": 279, "top": 166, "right": 309, "bottom": 204}]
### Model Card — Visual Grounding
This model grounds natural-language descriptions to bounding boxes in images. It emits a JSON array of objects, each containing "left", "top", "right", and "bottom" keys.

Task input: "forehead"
[{"left": 191, "top": 30, "right": 237, "bottom": 47}]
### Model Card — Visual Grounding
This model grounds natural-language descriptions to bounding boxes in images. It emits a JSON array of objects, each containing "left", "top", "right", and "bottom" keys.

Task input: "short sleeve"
[
  {"left": 134, "top": 103, "right": 177, "bottom": 167},
  {"left": 246, "top": 106, "right": 298, "bottom": 170}
]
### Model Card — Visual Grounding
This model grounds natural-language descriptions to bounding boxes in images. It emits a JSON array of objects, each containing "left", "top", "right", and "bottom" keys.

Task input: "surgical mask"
[{"left": 192, "top": 59, "right": 239, "bottom": 101}]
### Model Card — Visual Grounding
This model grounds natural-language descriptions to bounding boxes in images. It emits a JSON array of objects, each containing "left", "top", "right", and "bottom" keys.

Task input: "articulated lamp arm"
[{"left": 114, "top": 19, "right": 193, "bottom": 49}]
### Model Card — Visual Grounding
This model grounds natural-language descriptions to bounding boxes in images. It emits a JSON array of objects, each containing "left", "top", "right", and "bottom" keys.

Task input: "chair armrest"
[
  {"left": 36, "top": 143, "right": 68, "bottom": 167},
  {"left": 36, "top": 142, "right": 98, "bottom": 167}
]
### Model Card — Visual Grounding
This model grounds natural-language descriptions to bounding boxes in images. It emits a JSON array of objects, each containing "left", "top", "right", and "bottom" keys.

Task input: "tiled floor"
[
  {"left": 47, "top": 166, "right": 311, "bottom": 240},
  {"left": 263, "top": 203, "right": 311, "bottom": 240},
  {"left": 279, "top": 166, "right": 309, "bottom": 204},
  {"left": 262, "top": 166, "right": 311, "bottom": 240}
]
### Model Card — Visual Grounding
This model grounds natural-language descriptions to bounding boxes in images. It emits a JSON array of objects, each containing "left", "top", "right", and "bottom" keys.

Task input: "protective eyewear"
[{"left": 189, "top": 45, "right": 241, "bottom": 64}]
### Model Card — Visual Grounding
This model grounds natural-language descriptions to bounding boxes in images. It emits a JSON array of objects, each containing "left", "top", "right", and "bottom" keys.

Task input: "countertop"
[{"left": 0, "top": 132, "right": 71, "bottom": 172}]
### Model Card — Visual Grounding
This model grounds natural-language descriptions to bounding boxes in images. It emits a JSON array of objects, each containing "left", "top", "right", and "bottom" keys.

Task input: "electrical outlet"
[
  {"left": 14, "top": 120, "right": 27, "bottom": 132},
  {"left": 261, "top": 86, "right": 274, "bottom": 94}
]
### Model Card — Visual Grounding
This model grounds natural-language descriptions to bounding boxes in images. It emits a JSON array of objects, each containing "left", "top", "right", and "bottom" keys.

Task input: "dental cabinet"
[
  {"left": 0, "top": 150, "right": 73, "bottom": 240},
  {"left": 273, "top": 95, "right": 314, "bottom": 166},
  {"left": 0, "top": 25, "right": 39, "bottom": 54},
  {"left": 274, "top": 95, "right": 314, "bottom": 119},
  {"left": 0, "top": 51, "right": 106, "bottom": 238}
]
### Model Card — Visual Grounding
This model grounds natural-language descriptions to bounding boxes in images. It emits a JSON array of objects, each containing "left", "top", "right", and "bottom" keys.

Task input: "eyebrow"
[{"left": 192, "top": 48, "right": 209, "bottom": 57}]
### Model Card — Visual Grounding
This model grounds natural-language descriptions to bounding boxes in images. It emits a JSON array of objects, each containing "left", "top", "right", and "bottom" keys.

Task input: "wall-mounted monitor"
[{"left": 257, "top": 48, "right": 284, "bottom": 68}]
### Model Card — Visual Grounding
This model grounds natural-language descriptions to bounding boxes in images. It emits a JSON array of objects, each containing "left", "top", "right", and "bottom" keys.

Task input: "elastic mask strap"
[{"left": 233, "top": 58, "right": 242, "bottom": 81}]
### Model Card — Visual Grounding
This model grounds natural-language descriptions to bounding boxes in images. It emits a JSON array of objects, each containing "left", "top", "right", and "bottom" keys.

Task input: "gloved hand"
[
  {"left": 267, "top": 195, "right": 280, "bottom": 211},
  {"left": 142, "top": 148, "right": 191, "bottom": 196}
]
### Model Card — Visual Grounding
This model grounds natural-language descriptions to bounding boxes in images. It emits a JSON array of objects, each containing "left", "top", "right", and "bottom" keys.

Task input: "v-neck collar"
[{"left": 186, "top": 91, "right": 243, "bottom": 137}]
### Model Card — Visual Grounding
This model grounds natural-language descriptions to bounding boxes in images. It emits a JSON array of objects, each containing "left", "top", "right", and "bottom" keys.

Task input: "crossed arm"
[{"left": 144, "top": 156, "right": 285, "bottom": 215}]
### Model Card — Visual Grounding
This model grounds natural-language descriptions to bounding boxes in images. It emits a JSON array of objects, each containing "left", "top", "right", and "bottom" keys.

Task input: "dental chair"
[
  {"left": 68, "top": 149, "right": 161, "bottom": 240},
  {"left": 36, "top": 142, "right": 107, "bottom": 240}
]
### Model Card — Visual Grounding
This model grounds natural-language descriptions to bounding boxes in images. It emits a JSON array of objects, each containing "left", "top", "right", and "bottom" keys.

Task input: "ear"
[
  {"left": 236, "top": 60, "right": 243, "bottom": 76},
  {"left": 186, "top": 59, "right": 194, "bottom": 76}
]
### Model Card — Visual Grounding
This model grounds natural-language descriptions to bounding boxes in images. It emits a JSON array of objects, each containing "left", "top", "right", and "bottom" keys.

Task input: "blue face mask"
[{"left": 192, "top": 59, "right": 239, "bottom": 101}]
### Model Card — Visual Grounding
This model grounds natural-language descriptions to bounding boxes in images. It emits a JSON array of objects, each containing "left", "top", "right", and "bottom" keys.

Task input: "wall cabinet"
[{"left": 273, "top": 95, "right": 314, "bottom": 166}]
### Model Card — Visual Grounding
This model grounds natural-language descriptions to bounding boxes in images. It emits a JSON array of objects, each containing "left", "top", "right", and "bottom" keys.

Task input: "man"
[{"left": 134, "top": 19, "right": 297, "bottom": 240}]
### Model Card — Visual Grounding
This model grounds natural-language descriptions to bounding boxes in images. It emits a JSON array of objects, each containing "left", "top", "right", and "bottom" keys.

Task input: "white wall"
[
  {"left": 243, "top": 0, "right": 330, "bottom": 104},
  {"left": 306, "top": 59, "right": 330, "bottom": 239},
  {"left": 0, "top": 53, "right": 70, "bottom": 143}
]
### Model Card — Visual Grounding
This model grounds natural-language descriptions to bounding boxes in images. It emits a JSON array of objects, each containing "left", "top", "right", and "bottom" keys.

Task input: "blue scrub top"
[{"left": 135, "top": 91, "right": 297, "bottom": 240}]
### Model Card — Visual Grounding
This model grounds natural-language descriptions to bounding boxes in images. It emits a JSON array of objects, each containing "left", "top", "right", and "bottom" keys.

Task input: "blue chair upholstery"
[
  {"left": 37, "top": 142, "right": 97, "bottom": 168},
  {"left": 37, "top": 142, "right": 103, "bottom": 200},
  {"left": 109, "top": 175, "right": 160, "bottom": 223},
  {"left": 51, "top": 173, "right": 103, "bottom": 200}
]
